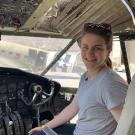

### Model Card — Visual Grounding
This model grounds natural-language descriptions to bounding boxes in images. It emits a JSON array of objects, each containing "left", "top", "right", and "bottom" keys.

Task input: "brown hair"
[{"left": 81, "top": 23, "right": 113, "bottom": 68}]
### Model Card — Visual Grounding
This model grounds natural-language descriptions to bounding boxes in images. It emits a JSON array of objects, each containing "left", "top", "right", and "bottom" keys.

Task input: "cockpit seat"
[{"left": 115, "top": 74, "right": 135, "bottom": 135}]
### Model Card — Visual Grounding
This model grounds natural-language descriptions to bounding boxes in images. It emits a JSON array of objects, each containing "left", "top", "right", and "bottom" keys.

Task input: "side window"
[
  {"left": 125, "top": 41, "right": 135, "bottom": 78},
  {"left": 34, "top": 51, "right": 47, "bottom": 71},
  {"left": 27, "top": 49, "right": 37, "bottom": 65}
]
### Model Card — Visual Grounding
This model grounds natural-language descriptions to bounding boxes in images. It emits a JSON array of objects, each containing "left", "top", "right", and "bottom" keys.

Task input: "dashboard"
[{"left": 0, "top": 67, "right": 61, "bottom": 116}]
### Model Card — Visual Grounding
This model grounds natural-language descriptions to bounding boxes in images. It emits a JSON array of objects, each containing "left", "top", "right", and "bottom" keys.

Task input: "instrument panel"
[{"left": 0, "top": 67, "right": 61, "bottom": 135}]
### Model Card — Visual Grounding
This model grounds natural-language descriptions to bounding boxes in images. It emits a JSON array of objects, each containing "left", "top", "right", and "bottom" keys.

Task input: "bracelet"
[{"left": 42, "top": 125, "right": 47, "bottom": 130}]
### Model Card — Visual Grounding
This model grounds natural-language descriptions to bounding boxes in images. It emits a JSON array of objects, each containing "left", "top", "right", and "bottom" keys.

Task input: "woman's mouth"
[{"left": 84, "top": 58, "right": 97, "bottom": 63}]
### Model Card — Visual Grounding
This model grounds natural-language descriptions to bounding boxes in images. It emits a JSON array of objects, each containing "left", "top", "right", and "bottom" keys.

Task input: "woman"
[{"left": 29, "top": 23, "right": 128, "bottom": 135}]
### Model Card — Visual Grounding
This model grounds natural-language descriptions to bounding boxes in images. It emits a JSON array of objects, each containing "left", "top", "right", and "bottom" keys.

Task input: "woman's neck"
[{"left": 87, "top": 65, "right": 107, "bottom": 79}]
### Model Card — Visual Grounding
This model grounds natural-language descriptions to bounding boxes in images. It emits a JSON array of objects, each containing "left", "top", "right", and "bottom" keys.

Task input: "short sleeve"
[{"left": 99, "top": 77, "right": 128, "bottom": 110}]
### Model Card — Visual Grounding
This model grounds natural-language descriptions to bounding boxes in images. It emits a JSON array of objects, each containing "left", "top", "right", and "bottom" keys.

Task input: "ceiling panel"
[{"left": 1, "top": 0, "right": 135, "bottom": 38}]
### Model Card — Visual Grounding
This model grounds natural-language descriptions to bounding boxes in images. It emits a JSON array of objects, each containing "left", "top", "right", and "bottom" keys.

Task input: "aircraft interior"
[{"left": 1, "top": 0, "right": 135, "bottom": 135}]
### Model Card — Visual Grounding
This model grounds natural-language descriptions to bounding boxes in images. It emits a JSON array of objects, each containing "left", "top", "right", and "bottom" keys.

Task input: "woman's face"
[{"left": 80, "top": 33, "right": 111, "bottom": 71}]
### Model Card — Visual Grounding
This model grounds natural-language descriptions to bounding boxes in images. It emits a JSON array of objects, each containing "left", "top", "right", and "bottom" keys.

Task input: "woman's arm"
[
  {"left": 46, "top": 96, "right": 79, "bottom": 128},
  {"left": 110, "top": 104, "right": 124, "bottom": 123},
  {"left": 28, "top": 96, "right": 79, "bottom": 134},
  {"left": 110, "top": 104, "right": 124, "bottom": 135}
]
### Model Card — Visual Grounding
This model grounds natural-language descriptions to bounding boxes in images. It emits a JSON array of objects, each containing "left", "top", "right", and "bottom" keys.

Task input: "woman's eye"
[
  {"left": 81, "top": 46, "right": 88, "bottom": 50},
  {"left": 94, "top": 47, "right": 103, "bottom": 51}
]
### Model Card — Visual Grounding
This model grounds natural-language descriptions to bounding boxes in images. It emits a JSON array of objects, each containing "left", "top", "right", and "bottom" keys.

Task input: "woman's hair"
[{"left": 81, "top": 23, "right": 113, "bottom": 68}]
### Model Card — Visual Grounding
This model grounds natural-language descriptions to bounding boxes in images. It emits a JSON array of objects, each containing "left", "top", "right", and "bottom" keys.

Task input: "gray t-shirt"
[{"left": 74, "top": 67, "right": 128, "bottom": 135}]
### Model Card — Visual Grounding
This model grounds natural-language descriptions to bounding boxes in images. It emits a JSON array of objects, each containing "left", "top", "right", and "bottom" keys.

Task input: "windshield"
[
  {"left": 1, "top": 35, "right": 86, "bottom": 88},
  {"left": 1, "top": 35, "right": 127, "bottom": 87}
]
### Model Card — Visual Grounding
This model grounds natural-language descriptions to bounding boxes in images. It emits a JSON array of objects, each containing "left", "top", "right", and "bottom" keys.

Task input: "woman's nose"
[{"left": 87, "top": 49, "right": 94, "bottom": 56}]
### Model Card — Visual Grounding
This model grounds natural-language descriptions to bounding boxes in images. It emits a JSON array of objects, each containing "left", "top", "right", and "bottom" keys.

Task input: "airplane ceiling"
[{"left": 1, "top": 0, "right": 135, "bottom": 38}]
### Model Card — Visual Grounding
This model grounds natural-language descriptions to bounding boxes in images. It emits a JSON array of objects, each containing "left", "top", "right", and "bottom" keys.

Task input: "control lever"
[{"left": 31, "top": 85, "right": 43, "bottom": 104}]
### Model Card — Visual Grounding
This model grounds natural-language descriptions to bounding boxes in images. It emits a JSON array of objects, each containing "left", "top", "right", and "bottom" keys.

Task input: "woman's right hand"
[{"left": 28, "top": 126, "right": 43, "bottom": 134}]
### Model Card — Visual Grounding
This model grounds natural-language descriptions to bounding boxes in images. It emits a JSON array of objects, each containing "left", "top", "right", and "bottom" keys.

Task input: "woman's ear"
[{"left": 107, "top": 48, "right": 112, "bottom": 55}]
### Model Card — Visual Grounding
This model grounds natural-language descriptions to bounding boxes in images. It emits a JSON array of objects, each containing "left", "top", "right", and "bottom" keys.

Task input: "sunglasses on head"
[{"left": 84, "top": 23, "right": 111, "bottom": 32}]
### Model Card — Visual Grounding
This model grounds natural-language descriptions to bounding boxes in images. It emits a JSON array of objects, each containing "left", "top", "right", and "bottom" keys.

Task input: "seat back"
[{"left": 115, "top": 74, "right": 135, "bottom": 135}]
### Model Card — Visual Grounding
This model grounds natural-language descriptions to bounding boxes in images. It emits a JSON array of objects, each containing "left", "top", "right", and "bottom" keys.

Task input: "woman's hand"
[{"left": 28, "top": 126, "right": 43, "bottom": 134}]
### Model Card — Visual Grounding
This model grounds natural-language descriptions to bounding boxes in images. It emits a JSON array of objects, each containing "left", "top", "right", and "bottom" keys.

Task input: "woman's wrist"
[{"left": 41, "top": 125, "right": 47, "bottom": 130}]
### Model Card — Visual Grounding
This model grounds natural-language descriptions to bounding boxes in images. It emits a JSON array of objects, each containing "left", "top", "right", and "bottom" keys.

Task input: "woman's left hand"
[{"left": 28, "top": 126, "right": 43, "bottom": 134}]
